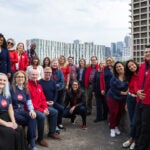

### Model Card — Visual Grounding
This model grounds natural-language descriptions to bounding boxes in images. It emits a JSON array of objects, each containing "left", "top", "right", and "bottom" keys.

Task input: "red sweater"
[
  {"left": 19, "top": 52, "right": 29, "bottom": 71},
  {"left": 84, "top": 64, "right": 99, "bottom": 88},
  {"left": 135, "top": 61, "right": 150, "bottom": 105},
  {"left": 9, "top": 50, "right": 18, "bottom": 72},
  {"left": 128, "top": 74, "right": 138, "bottom": 94},
  {"left": 28, "top": 80, "right": 48, "bottom": 112}
]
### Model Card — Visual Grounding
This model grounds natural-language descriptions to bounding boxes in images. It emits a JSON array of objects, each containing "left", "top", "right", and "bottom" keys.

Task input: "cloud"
[{"left": 0, "top": 0, "right": 130, "bottom": 46}]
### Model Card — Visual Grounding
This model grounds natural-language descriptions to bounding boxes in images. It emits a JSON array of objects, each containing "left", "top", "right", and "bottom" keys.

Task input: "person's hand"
[
  {"left": 125, "top": 104, "right": 128, "bottom": 112},
  {"left": 12, "top": 122, "right": 18, "bottom": 129},
  {"left": 7, "top": 73, "right": 11, "bottom": 79},
  {"left": 69, "top": 106, "right": 76, "bottom": 114},
  {"left": 47, "top": 101, "right": 54, "bottom": 106},
  {"left": 29, "top": 110, "right": 36, "bottom": 119},
  {"left": 121, "top": 90, "right": 128, "bottom": 96},
  {"left": 6, "top": 122, "right": 17, "bottom": 129},
  {"left": 44, "top": 108, "right": 49, "bottom": 115},
  {"left": 101, "top": 90, "right": 105, "bottom": 95},
  {"left": 137, "top": 90, "right": 145, "bottom": 100},
  {"left": 65, "top": 84, "right": 69, "bottom": 90}
]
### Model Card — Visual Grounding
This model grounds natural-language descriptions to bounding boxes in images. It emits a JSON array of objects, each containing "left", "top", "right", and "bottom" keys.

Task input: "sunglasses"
[{"left": 7, "top": 42, "right": 14, "bottom": 46}]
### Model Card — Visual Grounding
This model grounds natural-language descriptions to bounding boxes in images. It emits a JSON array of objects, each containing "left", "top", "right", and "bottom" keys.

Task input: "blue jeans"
[
  {"left": 126, "top": 94, "right": 136, "bottom": 138},
  {"left": 35, "top": 110, "right": 46, "bottom": 141},
  {"left": 14, "top": 110, "right": 36, "bottom": 146},
  {"left": 47, "top": 106, "right": 58, "bottom": 134}
]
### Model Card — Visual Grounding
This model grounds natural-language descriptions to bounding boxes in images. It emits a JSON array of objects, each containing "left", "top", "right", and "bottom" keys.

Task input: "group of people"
[{"left": 0, "top": 33, "right": 150, "bottom": 150}]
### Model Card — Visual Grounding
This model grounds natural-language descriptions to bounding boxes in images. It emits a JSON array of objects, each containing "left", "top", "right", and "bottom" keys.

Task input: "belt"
[{"left": 128, "top": 92, "right": 137, "bottom": 97}]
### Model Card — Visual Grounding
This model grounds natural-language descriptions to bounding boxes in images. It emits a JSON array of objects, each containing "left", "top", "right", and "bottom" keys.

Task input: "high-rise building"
[
  {"left": 26, "top": 39, "right": 106, "bottom": 65},
  {"left": 111, "top": 43, "right": 117, "bottom": 56},
  {"left": 130, "top": 0, "right": 150, "bottom": 64}
]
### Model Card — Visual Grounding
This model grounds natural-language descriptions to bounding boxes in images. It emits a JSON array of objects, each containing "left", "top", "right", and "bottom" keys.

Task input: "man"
[
  {"left": 28, "top": 69, "right": 61, "bottom": 147},
  {"left": 39, "top": 67, "right": 65, "bottom": 132},
  {"left": 67, "top": 56, "right": 77, "bottom": 86},
  {"left": 27, "top": 43, "right": 37, "bottom": 65},
  {"left": 84, "top": 56, "right": 99, "bottom": 115},
  {"left": 134, "top": 45, "right": 150, "bottom": 150}
]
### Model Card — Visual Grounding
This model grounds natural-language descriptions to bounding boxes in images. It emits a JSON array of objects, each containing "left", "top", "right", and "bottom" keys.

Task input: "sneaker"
[
  {"left": 110, "top": 129, "right": 116, "bottom": 137},
  {"left": 82, "top": 125, "right": 87, "bottom": 130},
  {"left": 122, "top": 140, "right": 131, "bottom": 148},
  {"left": 47, "top": 133, "right": 62, "bottom": 140},
  {"left": 115, "top": 126, "right": 121, "bottom": 135},
  {"left": 37, "top": 139, "right": 48, "bottom": 147},
  {"left": 129, "top": 142, "right": 135, "bottom": 150},
  {"left": 29, "top": 146, "right": 39, "bottom": 150},
  {"left": 58, "top": 124, "right": 64, "bottom": 129},
  {"left": 56, "top": 126, "right": 60, "bottom": 134}
]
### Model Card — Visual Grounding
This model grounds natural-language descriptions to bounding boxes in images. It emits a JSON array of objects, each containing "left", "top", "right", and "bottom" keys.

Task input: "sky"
[{"left": 0, "top": 0, "right": 130, "bottom": 46}]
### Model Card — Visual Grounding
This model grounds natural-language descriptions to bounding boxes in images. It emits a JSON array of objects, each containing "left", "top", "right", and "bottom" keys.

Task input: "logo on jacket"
[
  {"left": 17, "top": 94, "right": 23, "bottom": 101},
  {"left": 1, "top": 100, "right": 8, "bottom": 107}
]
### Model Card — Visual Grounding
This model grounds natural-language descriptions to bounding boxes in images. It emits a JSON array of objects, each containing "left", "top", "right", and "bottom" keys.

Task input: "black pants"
[{"left": 135, "top": 101, "right": 150, "bottom": 150}]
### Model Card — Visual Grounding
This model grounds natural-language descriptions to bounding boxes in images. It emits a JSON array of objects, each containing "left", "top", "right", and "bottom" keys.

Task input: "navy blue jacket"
[
  {"left": 51, "top": 69, "right": 65, "bottom": 91},
  {"left": 107, "top": 76, "right": 128, "bottom": 102},
  {"left": 0, "top": 48, "right": 11, "bottom": 74},
  {"left": 104, "top": 67, "right": 113, "bottom": 93},
  {"left": 77, "top": 67, "right": 86, "bottom": 88},
  {"left": 39, "top": 79, "right": 57, "bottom": 103},
  {"left": 92, "top": 71, "right": 103, "bottom": 96}
]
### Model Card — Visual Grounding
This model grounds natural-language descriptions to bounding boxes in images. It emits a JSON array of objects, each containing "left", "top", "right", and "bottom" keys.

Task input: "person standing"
[
  {"left": 92, "top": 61, "right": 108, "bottom": 122},
  {"left": 84, "top": 56, "right": 99, "bottom": 115},
  {"left": 27, "top": 43, "right": 37, "bottom": 65},
  {"left": 0, "top": 33, "right": 11, "bottom": 78},
  {"left": 134, "top": 45, "right": 150, "bottom": 150},
  {"left": 107, "top": 61, "right": 128, "bottom": 137}
]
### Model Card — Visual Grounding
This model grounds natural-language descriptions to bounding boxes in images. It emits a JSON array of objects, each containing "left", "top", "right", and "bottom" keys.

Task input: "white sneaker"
[
  {"left": 122, "top": 140, "right": 131, "bottom": 148},
  {"left": 110, "top": 129, "right": 116, "bottom": 137},
  {"left": 115, "top": 126, "right": 121, "bottom": 135},
  {"left": 130, "top": 142, "right": 135, "bottom": 150}
]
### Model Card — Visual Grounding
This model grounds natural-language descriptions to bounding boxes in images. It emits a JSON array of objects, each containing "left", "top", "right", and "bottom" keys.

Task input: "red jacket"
[
  {"left": 9, "top": 50, "right": 18, "bottom": 72},
  {"left": 84, "top": 64, "right": 99, "bottom": 88},
  {"left": 135, "top": 61, "right": 150, "bottom": 105},
  {"left": 28, "top": 80, "right": 48, "bottom": 112},
  {"left": 128, "top": 74, "right": 138, "bottom": 94},
  {"left": 19, "top": 52, "right": 29, "bottom": 71}
]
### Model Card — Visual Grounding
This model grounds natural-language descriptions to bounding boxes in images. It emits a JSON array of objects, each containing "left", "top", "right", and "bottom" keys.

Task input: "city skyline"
[{"left": 0, "top": 0, "right": 130, "bottom": 46}]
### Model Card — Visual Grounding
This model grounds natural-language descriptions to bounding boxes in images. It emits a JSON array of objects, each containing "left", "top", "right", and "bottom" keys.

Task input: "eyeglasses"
[
  {"left": 7, "top": 42, "right": 14, "bottom": 46},
  {"left": 16, "top": 76, "right": 25, "bottom": 78}
]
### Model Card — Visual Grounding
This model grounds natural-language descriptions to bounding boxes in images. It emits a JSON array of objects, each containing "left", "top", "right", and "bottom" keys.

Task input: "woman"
[
  {"left": 92, "top": 61, "right": 108, "bottom": 122},
  {"left": 0, "top": 33, "right": 11, "bottom": 78},
  {"left": 64, "top": 80, "right": 87, "bottom": 129},
  {"left": 16, "top": 43, "right": 28, "bottom": 71},
  {"left": 0, "top": 73, "right": 25, "bottom": 150},
  {"left": 59, "top": 55, "right": 70, "bottom": 90},
  {"left": 7, "top": 38, "right": 18, "bottom": 73},
  {"left": 77, "top": 58, "right": 86, "bottom": 92},
  {"left": 11, "top": 71, "right": 38, "bottom": 150},
  {"left": 104, "top": 56, "right": 115, "bottom": 93},
  {"left": 122, "top": 60, "right": 139, "bottom": 150},
  {"left": 107, "top": 61, "right": 128, "bottom": 137},
  {"left": 51, "top": 59, "right": 65, "bottom": 129},
  {"left": 42, "top": 57, "right": 51, "bottom": 69},
  {"left": 26, "top": 56, "right": 44, "bottom": 80}
]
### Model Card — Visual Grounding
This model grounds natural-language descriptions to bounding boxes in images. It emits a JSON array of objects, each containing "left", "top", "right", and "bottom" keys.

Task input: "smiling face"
[
  {"left": 29, "top": 69, "right": 39, "bottom": 81},
  {"left": 72, "top": 81, "right": 79, "bottom": 91},
  {"left": 51, "top": 60, "right": 59, "bottom": 69},
  {"left": 15, "top": 72, "right": 25, "bottom": 86},
  {"left": 127, "top": 61, "right": 137, "bottom": 73},
  {"left": 0, "top": 74, "right": 7, "bottom": 90},
  {"left": 17, "top": 43, "right": 24, "bottom": 52},
  {"left": 0, "top": 37, "right": 4, "bottom": 47},
  {"left": 115, "top": 63, "right": 124, "bottom": 75},
  {"left": 7, "top": 40, "right": 14, "bottom": 49},
  {"left": 44, "top": 67, "right": 52, "bottom": 80}
]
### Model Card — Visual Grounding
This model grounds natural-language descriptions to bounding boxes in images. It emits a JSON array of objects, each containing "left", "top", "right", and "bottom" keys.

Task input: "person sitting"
[
  {"left": 11, "top": 71, "right": 38, "bottom": 150},
  {"left": 64, "top": 80, "right": 87, "bottom": 129},
  {"left": 28, "top": 69, "right": 61, "bottom": 144},
  {"left": 0, "top": 73, "right": 25, "bottom": 150}
]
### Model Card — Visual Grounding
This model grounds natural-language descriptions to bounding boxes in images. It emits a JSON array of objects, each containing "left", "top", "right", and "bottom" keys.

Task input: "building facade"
[
  {"left": 130, "top": 0, "right": 150, "bottom": 64},
  {"left": 26, "top": 39, "right": 106, "bottom": 65}
]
